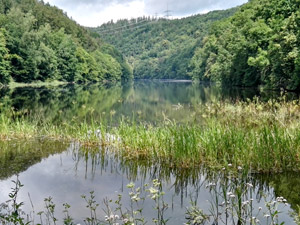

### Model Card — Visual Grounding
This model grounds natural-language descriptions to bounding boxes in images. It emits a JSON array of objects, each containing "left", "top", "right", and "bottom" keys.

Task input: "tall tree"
[{"left": 0, "top": 29, "right": 10, "bottom": 84}]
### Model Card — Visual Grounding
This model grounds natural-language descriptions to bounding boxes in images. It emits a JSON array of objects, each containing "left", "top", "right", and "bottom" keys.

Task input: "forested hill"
[
  {"left": 92, "top": 8, "right": 238, "bottom": 79},
  {"left": 189, "top": 0, "right": 300, "bottom": 91},
  {"left": 0, "top": 0, "right": 132, "bottom": 85}
]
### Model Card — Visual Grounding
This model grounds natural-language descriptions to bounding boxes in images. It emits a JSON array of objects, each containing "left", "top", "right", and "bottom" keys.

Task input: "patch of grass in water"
[{"left": 1, "top": 97, "right": 300, "bottom": 172}]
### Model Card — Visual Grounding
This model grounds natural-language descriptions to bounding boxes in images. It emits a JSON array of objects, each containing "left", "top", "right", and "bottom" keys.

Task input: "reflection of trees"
[
  {"left": 72, "top": 144, "right": 298, "bottom": 212},
  {"left": 0, "top": 87, "right": 12, "bottom": 113},
  {"left": 3, "top": 84, "right": 124, "bottom": 124},
  {"left": 255, "top": 173, "right": 300, "bottom": 210},
  {"left": 0, "top": 139, "right": 69, "bottom": 180},
  {"left": 1, "top": 81, "right": 297, "bottom": 125},
  {"left": 1, "top": 138, "right": 298, "bottom": 216}
]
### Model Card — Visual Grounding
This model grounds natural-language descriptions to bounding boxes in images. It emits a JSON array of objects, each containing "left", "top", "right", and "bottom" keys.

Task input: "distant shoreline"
[{"left": 135, "top": 79, "right": 192, "bottom": 83}]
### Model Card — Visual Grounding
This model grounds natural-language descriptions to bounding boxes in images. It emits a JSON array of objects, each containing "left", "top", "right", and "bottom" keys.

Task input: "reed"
[{"left": 1, "top": 97, "right": 300, "bottom": 172}]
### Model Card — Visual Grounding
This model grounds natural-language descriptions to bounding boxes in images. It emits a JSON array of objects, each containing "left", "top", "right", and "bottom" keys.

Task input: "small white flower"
[
  {"left": 246, "top": 183, "right": 253, "bottom": 188},
  {"left": 206, "top": 182, "right": 216, "bottom": 188},
  {"left": 149, "top": 187, "right": 158, "bottom": 194},
  {"left": 110, "top": 214, "right": 115, "bottom": 220},
  {"left": 242, "top": 200, "right": 249, "bottom": 206}
]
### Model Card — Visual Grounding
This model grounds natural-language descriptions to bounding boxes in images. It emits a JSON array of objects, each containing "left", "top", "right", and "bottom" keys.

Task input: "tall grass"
[{"left": 1, "top": 97, "right": 300, "bottom": 172}]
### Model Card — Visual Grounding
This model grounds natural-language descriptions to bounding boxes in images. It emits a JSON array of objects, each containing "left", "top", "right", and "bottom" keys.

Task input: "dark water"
[
  {"left": 1, "top": 80, "right": 297, "bottom": 125},
  {"left": 0, "top": 81, "right": 299, "bottom": 224}
]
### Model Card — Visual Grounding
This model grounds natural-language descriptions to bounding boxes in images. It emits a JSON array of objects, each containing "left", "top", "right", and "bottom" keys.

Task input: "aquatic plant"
[
  {"left": 0, "top": 178, "right": 170, "bottom": 225},
  {"left": 185, "top": 167, "right": 290, "bottom": 225},
  {"left": 0, "top": 177, "right": 28, "bottom": 225},
  {"left": 292, "top": 206, "right": 300, "bottom": 225},
  {"left": 1, "top": 97, "right": 300, "bottom": 172},
  {"left": 0, "top": 177, "right": 297, "bottom": 225}
]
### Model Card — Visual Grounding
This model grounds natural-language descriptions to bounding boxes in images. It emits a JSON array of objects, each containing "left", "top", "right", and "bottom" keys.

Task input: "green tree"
[
  {"left": 75, "top": 47, "right": 100, "bottom": 82},
  {"left": 190, "top": 0, "right": 300, "bottom": 90},
  {"left": 0, "top": 29, "right": 10, "bottom": 84},
  {"left": 49, "top": 28, "right": 79, "bottom": 82}
]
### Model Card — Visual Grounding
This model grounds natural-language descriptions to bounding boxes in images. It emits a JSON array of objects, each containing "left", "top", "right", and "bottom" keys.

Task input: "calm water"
[
  {"left": 1, "top": 80, "right": 297, "bottom": 125},
  {"left": 0, "top": 81, "right": 299, "bottom": 224}
]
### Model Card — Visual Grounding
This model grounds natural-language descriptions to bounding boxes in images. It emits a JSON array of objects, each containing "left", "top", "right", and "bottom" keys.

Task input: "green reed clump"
[
  {"left": 1, "top": 97, "right": 300, "bottom": 172},
  {"left": 115, "top": 118, "right": 300, "bottom": 172}
]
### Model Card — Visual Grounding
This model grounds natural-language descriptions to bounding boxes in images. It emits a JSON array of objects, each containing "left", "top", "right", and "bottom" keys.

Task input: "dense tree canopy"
[
  {"left": 0, "top": 29, "right": 10, "bottom": 84},
  {"left": 93, "top": 9, "right": 237, "bottom": 79},
  {"left": 189, "top": 0, "right": 300, "bottom": 91},
  {"left": 0, "top": 0, "right": 132, "bottom": 85},
  {"left": 1, "top": 0, "right": 299, "bottom": 91}
]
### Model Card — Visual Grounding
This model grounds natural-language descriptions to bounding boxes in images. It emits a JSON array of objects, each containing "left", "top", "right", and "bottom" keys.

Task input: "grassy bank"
[
  {"left": 7, "top": 80, "right": 69, "bottom": 88},
  {"left": 1, "top": 97, "right": 300, "bottom": 172}
]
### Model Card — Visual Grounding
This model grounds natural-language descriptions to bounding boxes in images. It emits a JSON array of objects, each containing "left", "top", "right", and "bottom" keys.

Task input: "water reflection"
[
  {"left": 0, "top": 139, "right": 69, "bottom": 180},
  {"left": 0, "top": 139, "right": 297, "bottom": 224},
  {"left": 1, "top": 81, "right": 298, "bottom": 125},
  {"left": 0, "top": 81, "right": 299, "bottom": 224}
]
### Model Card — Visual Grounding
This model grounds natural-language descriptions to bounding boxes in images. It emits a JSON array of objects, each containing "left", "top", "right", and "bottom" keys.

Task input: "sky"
[{"left": 45, "top": 0, "right": 248, "bottom": 27}]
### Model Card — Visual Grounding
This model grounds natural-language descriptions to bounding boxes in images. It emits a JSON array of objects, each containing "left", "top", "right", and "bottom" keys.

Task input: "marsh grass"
[{"left": 1, "top": 97, "right": 300, "bottom": 172}]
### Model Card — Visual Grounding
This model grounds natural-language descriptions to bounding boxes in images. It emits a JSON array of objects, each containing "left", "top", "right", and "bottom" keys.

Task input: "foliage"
[
  {"left": 1, "top": 95, "right": 300, "bottom": 172},
  {"left": 189, "top": 0, "right": 300, "bottom": 91},
  {"left": 186, "top": 171, "right": 289, "bottom": 225},
  {"left": 92, "top": 9, "right": 237, "bottom": 79},
  {"left": 0, "top": 0, "right": 132, "bottom": 84},
  {"left": 0, "top": 179, "right": 169, "bottom": 225},
  {"left": 0, "top": 29, "right": 10, "bottom": 84},
  {"left": 0, "top": 176, "right": 297, "bottom": 225}
]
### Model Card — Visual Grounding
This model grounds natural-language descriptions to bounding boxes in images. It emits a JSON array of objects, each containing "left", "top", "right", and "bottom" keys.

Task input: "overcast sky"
[{"left": 45, "top": 0, "right": 248, "bottom": 27}]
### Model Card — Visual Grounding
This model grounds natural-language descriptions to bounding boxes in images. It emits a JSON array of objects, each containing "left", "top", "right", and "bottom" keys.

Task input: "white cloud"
[
  {"left": 45, "top": 0, "right": 248, "bottom": 27},
  {"left": 47, "top": 0, "right": 146, "bottom": 27}
]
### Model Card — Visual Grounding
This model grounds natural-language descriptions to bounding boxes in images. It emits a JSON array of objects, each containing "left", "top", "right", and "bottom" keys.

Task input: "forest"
[
  {"left": 1, "top": 0, "right": 300, "bottom": 224},
  {"left": 0, "top": 0, "right": 132, "bottom": 85},
  {"left": 190, "top": 0, "right": 300, "bottom": 91},
  {"left": 1, "top": 0, "right": 299, "bottom": 90},
  {"left": 93, "top": 8, "right": 238, "bottom": 79},
  {"left": 95, "top": 0, "right": 300, "bottom": 91}
]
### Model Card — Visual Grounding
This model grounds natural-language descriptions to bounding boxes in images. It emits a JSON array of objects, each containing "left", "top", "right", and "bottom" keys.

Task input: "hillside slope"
[
  {"left": 0, "top": 0, "right": 132, "bottom": 85},
  {"left": 189, "top": 0, "right": 300, "bottom": 90},
  {"left": 92, "top": 8, "right": 237, "bottom": 79}
]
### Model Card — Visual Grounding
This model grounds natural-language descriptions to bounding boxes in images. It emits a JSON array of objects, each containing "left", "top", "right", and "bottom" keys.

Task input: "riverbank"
[
  {"left": 1, "top": 97, "right": 300, "bottom": 173},
  {"left": 2, "top": 81, "right": 69, "bottom": 89}
]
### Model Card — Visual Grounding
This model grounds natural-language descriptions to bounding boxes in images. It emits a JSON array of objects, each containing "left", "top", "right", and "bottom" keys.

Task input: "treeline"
[
  {"left": 189, "top": 0, "right": 300, "bottom": 91},
  {"left": 93, "top": 9, "right": 237, "bottom": 79},
  {"left": 0, "top": 0, "right": 132, "bottom": 85}
]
